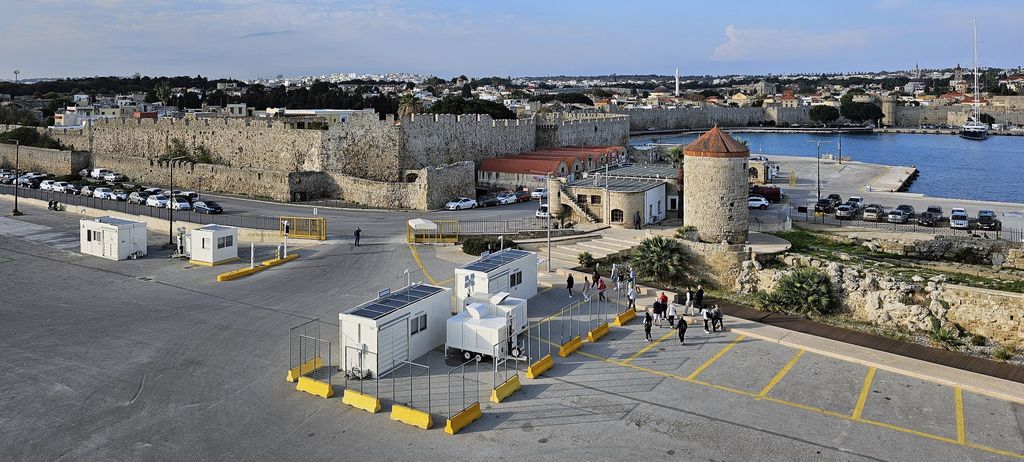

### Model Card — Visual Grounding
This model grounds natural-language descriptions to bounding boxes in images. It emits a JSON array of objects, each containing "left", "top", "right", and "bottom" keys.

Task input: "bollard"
[{"left": 250, "top": 242, "right": 255, "bottom": 269}]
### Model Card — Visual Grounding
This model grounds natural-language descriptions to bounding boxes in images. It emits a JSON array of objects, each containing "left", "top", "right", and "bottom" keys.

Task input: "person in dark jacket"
[
  {"left": 566, "top": 273, "right": 575, "bottom": 298},
  {"left": 695, "top": 285, "right": 705, "bottom": 310},
  {"left": 643, "top": 311, "right": 653, "bottom": 342},
  {"left": 677, "top": 313, "right": 688, "bottom": 344},
  {"left": 354, "top": 227, "right": 361, "bottom": 246},
  {"left": 633, "top": 211, "right": 642, "bottom": 230}
]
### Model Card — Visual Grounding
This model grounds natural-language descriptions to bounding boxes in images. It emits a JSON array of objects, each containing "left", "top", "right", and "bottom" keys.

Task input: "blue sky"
[{"left": 2, "top": 0, "right": 1022, "bottom": 80}]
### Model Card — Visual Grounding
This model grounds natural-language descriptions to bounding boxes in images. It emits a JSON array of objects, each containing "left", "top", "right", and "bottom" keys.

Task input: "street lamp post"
[
  {"left": 13, "top": 70, "right": 19, "bottom": 85},
  {"left": 805, "top": 139, "right": 832, "bottom": 202},
  {"left": 11, "top": 140, "right": 21, "bottom": 216},
  {"left": 167, "top": 156, "right": 186, "bottom": 245},
  {"left": 528, "top": 169, "right": 555, "bottom": 273}
]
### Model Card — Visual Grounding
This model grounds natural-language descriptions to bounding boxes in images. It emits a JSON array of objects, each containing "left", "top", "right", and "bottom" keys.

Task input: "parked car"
[
  {"left": 530, "top": 188, "right": 548, "bottom": 200},
  {"left": 79, "top": 168, "right": 90, "bottom": 178},
  {"left": 535, "top": 204, "right": 549, "bottom": 219},
  {"left": 917, "top": 211, "right": 939, "bottom": 227},
  {"left": 111, "top": 189, "right": 128, "bottom": 201},
  {"left": 477, "top": 194, "right": 498, "bottom": 207},
  {"left": 103, "top": 172, "right": 127, "bottom": 182},
  {"left": 39, "top": 179, "right": 56, "bottom": 191},
  {"left": 143, "top": 187, "right": 164, "bottom": 196},
  {"left": 63, "top": 183, "right": 81, "bottom": 195},
  {"left": 925, "top": 205, "right": 943, "bottom": 220},
  {"left": 496, "top": 191, "right": 518, "bottom": 205},
  {"left": 862, "top": 204, "right": 884, "bottom": 221},
  {"left": 178, "top": 191, "right": 200, "bottom": 203},
  {"left": 749, "top": 185, "right": 783, "bottom": 203},
  {"left": 92, "top": 187, "right": 114, "bottom": 199},
  {"left": 51, "top": 181, "right": 70, "bottom": 192},
  {"left": 17, "top": 177, "right": 41, "bottom": 188},
  {"left": 846, "top": 197, "right": 864, "bottom": 211},
  {"left": 0, "top": 174, "right": 16, "bottom": 184},
  {"left": 193, "top": 200, "right": 223, "bottom": 214},
  {"left": 89, "top": 168, "right": 112, "bottom": 179},
  {"left": 950, "top": 208, "right": 971, "bottom": 230},
  {"left": 835, "top": 204, "right": 855, "bottom": 219},
  {"left": 747, "top": 196, "right": 770, "bottom": 209},
  {"left": 514, "top": 190, "right": 531, "bottom": 203},
  {"left": 895, "top": 204, "right": 916, "bottom": 219},
  {"left": 977, "top": 210, "right": 1001, "bottom": 231},
  {"left": 168, "top": 196, "right": 191, "bottom": 211},
  {"left": 826, "top": 193, "right": 842, "bottom": 206},
  {"left": 146, "top": 194, "right": 169, "bottom": 208},
  {"left": 814, "top": 198, "right": 834, "bottom": 213},
  {"left": 444, "top": 197, "right": 477, "bottom": 210},
  {"left": 886, "top": 209, "right": 909, "bottom": 224},
  {"left": 128, "top": 191, "right": 150, "bottom": 204}
]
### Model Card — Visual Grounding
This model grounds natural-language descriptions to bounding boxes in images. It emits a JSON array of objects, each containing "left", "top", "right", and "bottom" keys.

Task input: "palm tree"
[
  {"left": 760, "top": 268, "right": 834, "bottom": 316},
  {"left": 630, "top": 236, "right": 689, "bottom": 287},
  {"left": 398, "top": 94, "right": 421, "bottom": 118},
  {"left": 665, "top": 146, "right": 685, "bottom": 220}
]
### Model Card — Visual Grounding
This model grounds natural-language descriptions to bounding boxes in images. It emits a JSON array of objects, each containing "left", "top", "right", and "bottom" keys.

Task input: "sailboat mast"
[{"left": 973, "top": 18, "right": 979, "bottom": 119}]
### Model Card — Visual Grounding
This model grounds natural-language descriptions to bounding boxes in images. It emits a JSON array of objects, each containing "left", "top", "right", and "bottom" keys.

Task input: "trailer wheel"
[
  {"left": 463, "top": 350, "right": 472, "bottom": 360},
  {"left": 511, "top": 346, "right": 522, "bottom": 358}
]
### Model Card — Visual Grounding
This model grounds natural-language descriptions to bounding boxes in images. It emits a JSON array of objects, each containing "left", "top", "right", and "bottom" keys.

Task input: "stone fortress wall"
[
  {"left": 683, "top": 155, "right": 749, "bottom": 244},
  {"left": 0, "top": 142, "right": 90, "bottom": 176}
]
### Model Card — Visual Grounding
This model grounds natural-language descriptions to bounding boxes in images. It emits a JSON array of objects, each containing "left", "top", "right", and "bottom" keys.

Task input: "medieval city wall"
[
  {"left": 0, "top": 143, "right": 90, "bottom": 175},
  {"left": 92, "top": 153, "right": 292, "bottom": 201},
  {"left": 534, "top": 113, "right": 630, "bottom": 149},
  {"left": 396, "top": 113, "right": 536, "bottom": 175}
]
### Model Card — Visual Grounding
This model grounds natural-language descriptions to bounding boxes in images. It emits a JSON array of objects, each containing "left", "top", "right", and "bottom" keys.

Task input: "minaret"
[
  {"left": 914, "top": 62, "right": 921, "bottom": 80},
  {"left": 674, "top": 67, "right": 680, "bottom": 97}
]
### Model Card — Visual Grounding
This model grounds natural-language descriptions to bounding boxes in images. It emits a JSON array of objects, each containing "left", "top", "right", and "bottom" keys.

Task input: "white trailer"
[
  {"left": 79, "top": 216, "right": 147, "bottom": 261},
  {"left": 339, "top": 283, "right": 451, "bottom": 379},
  {"left": 454, "top": 249, "right": 538, "bottom": 312},
  {"left": 445, "top": 292, "right": 528, "bottom": 361},
  {"left": 189, "top": 224, "right": 238, "bottom": 266}
]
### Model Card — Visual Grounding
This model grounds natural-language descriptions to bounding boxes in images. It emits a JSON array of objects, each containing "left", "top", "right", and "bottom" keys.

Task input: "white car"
[
  {"left": 535, "top": 204, "right": 549, "bottom": 219},
  {"left": 530, "top": 188, "right": 548, "bottom": 200},
  {"left": 168, "top": 197, "right": 191, "bottom": 211},
  {"left": 111, "top": 189, "right": 128, "bottom": 201},
  {"left": 39, "top": 179, "right": 56, "bottom": 191},
  {"left": 846, "top": 196, "right": 864, "bottom": 211},
  {"left": 103, "top": 172, "right": 127, "bottom": 182},
  {"left": 747, "top": 196, "right": 770, "bottom": 209},
  {"left": 146, "top": 194, "right": 169, "bottom": 208},
  {"left": 444, "top": 197, "right": 477, "bottom": 210},
  {"left": 950, "top": 208, "right": 970, "bottom": 230},
  {"left": 51, "top": 181, "right": 71, "bottom": 192},
  {"left": 92, "top": 187, "right": 114, "bottom": 199},
  {"left": 90, "top": 168, "right": 112, "bottom": 179},
  {"left": 496, "top": 191, "right": 518, "bottom": 205}
]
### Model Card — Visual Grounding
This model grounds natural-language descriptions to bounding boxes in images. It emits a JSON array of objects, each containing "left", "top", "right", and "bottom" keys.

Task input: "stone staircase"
[
  {"left": 548, "top": 234, "right": 643, "bottom": 266},
  {"left": 559, "top": 185, "right": 600, "bottom": 223}
]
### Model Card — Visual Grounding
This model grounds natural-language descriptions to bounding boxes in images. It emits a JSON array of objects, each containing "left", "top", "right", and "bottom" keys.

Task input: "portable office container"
[
  {"left": 453, "top": 249, "right": 538, "bottom": 311},
  {"left": 79, "top": 216, "right": 147, "bottom": 261}
]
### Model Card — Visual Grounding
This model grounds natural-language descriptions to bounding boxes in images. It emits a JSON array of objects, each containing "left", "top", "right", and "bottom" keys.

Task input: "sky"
[{"left": 2, "top": 0, "right": 1023, "bottom": 81}]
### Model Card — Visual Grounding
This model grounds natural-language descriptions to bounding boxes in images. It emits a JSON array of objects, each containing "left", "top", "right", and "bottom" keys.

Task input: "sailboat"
[{"left": 960, "top": 18, "right": 989, "bottom": 140}]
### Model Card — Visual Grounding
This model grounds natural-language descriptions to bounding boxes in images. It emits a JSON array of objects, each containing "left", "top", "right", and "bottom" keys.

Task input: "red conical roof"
[{"left": 683, "top": 126, "right": 749, "bottom": 158}]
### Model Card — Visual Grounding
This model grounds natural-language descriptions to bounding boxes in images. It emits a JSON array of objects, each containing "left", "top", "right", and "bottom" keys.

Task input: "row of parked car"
[
  {"left": 814, "top": 194, "right": 1002, "bottom": 231},
  {"left": 445, "top": 188, "right": 548, "bottom": 211}
]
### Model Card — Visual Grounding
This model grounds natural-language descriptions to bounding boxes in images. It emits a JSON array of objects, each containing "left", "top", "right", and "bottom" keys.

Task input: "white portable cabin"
[
  {"left": 338, "top": 284, "right": 451, "bottom": 379},
  {"left": 79, "top": 216, "right": 147, "bottom": 261},
  {"left": 454, "top": 249, "right": 538, "bottom": 311},
  {"left": 446, "top": 292, "right": 528, "bottom": 360},
  {"left": 189, "top": 224, "right": 238, "bottom": 265}
]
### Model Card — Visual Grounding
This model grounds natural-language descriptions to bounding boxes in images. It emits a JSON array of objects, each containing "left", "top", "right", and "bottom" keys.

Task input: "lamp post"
[
  {"left": 167, "top": 156, "right": 186, "bottom": 245},
  {"left": 528, "top": 169, "right": 554, "bottom": 273},
  {"left": 805, "top": 139, "right": 832, "bottom": 202},
  {"left": 10, "top": 140, "right": 21, "bottom": 216},
  {"left": 13, "top": 70, "right": 19, "bottom": 85}
]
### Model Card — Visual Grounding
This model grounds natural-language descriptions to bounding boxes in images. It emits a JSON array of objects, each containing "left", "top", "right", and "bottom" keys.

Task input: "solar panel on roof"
[
  {"left": 346, "top": 284, "right": 445, "bottom": 320},
  {"left": 463, "top": 249, "right": 532, "bottom": 273}
]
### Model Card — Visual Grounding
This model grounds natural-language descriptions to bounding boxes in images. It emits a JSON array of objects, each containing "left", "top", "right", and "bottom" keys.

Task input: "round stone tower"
[{"left": 683, "top": 126, "right": 749, "bottom": 244}]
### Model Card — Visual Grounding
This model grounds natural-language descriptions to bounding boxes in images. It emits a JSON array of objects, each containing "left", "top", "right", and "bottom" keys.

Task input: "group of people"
[{"left": 565, "top": 263, "right": 637, "bottom": 305}]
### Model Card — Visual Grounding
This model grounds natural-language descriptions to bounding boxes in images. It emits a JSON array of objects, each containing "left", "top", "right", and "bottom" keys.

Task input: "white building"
[
  {"left": 79, "top": 217, "right": 147, "bottom": 261},
  {"left": 454, "top": 249, "right": 538, "bottom": 310},
  {"left": 339, "top": 284, "right": 452, "bottom": 378},
  {"left": 189, "top": 224, "right": 238, "bottom": 266}
]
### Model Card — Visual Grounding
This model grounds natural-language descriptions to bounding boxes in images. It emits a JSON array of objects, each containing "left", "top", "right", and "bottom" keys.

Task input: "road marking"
[
  {"left": 865, "top": 166, "right": 891, "bottom": 190},
  {"left": 758, "top": 349, "right": 805, "bottom": 399},
  {"left": 406, "top": 244, "right": 441, "bottom": 285},
  {"left": 852, "top": 367, "right": 876, "bottom": 420},
  {"left": 955, "top": 387, "right": 966, "bottom": 444},
  {"left": 623, "top": 329, "right": 677, "bottom": 363},
  {"left": 686, "top": 335, "right": 746, "bottom": 380}
]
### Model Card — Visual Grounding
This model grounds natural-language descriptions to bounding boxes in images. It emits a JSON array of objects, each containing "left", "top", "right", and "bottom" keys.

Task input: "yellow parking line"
[
  {"left": 758, "top": 349, "right": 806, "bottom": 399},
  {"left": 852, "top": 367, "right": 876, "bottom": 420},
  {"left": 955, "top": 387, "right": 966, "bottom": 444},
  {"left": 686, "top": 335, "right": 746, "bottom": 380},
  {"left": 623, "top": 329, "right": 677, "bottom": 363},
  {"left": 406, "top": 244, "right": 440, "bottom": 285}
]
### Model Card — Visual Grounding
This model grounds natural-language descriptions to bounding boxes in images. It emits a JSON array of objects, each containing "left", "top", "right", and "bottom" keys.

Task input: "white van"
[{"left": 90, "top": 168, "right": 112, "bottom": 179}]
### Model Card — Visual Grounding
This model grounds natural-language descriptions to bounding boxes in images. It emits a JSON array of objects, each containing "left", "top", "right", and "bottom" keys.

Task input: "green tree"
[
  {"left": 155, "top": 81, "right": 172, "bottom": 106},
  {"left": 0, "top": 126, "right": 69, "bottom": 149},
  {"left": 461, "top": 83, "right": 473, "bottom": 98},
  {"left": 629, "top": 236, "right": 691, "bottom": 286},
  {"left": 665, "top": 147, "right": 685, "bottom": 220},
  {"left": 397, "top": 94, "right": 422, "bottom": 118},
  {"left": 759, "top": 268, "right": 835, "bottom": 316},
  {"left": 809, "top": 105, "right": 840, "bottom": 125},
  {"left": 979, "top": 113, "right": 995, "bottom": 124},
  {"left": 427, "top": 95, "right": 515, "bottom": 119},
  {"left": 842, "top": 102, "right": 884, "bottom": 123}
]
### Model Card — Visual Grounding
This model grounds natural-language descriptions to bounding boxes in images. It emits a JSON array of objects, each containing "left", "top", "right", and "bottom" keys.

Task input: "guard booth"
[
  {"left": 79, "top": 216, "right": 147, "bottom": 261},
  {"left": 189, "top": 224, "right": 238, "bottom": 266},
  {"left": 339, "top": 284, "right": 452, "bottom": 378},
  {"left": 454, "top": 249, "right": 538, "bottom": 312}
]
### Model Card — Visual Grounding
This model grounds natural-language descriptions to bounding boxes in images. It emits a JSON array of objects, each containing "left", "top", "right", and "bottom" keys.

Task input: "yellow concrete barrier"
[
  {"left": 189, "top": 257, "right": 239, "bottom": 267},
  {"left": 444, "top": 402, "right": 482, "bottom": 435},
  {"left": 390, "top": 403, "right": 433, "bottom": 430},
  {"left": 262, "top": 253, "right": 299, "bottom": 268},
  {"left": 489, "top": 374, "right": 522, "bottom": 403},
  {"left": 613, "top": 308, "right": 637, "bottom": 326},
  {"left": 587, "top": 322, "right": 610, "bottom": 343},
  {"left": 286, "top": 356, "right": 324, "bottom": 382},
  {"left": 342, "top": 389, "right": 381, "bottom": 413},
  {"left": 295, "top": 376, "right": 333, "bottom": 399},
  {"left": 216, "top": 265, "right": 266, "bottom": 282},
  {"left": 525, "top": 354, "right": 554, "bottom": 379},
  {"left": 558, "top": 336, "right": 583, "bottom": 358}
]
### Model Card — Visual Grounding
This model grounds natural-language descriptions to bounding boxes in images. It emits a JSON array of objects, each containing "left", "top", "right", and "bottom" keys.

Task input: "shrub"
[
  {"left": 927, "top": 316, "right": 960, "bottom": 347},
  {"left": 993, "top": 347, "right": 1015, "bottom": 361},
  {"left": 461, "top": 236, "right": 517, "bottom": 256},
  {"left": 577, "top": 251, "right": 596, "bottom": 268},
  {"left": 630, "top": 235, "right": 691, "bottom": 286},
  {"left": 0, "top": 126, "right": 69, "bottom": 150},
  {"left": 969, "top": 334, "right": 987, "bottom": 347},
  {"left": 759, "top": 268, "right": 835, "bottom": 316}
]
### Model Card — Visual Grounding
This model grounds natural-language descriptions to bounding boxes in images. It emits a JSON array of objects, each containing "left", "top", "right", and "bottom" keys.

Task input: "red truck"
[{"left": 749, "top": 185, "right": 783, "bottom": 203}]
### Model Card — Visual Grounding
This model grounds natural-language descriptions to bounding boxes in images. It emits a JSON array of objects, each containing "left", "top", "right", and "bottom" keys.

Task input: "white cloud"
[{"left": 711, "top": 25, "right": 873, "bottom": 61}]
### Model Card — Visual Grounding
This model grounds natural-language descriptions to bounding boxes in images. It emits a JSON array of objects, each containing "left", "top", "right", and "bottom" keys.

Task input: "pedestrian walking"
[
  {"left": 643, "top": 311, "right": 653, "bottom": 342},
  {"left": 354, "top": 227, "right": 361, "bottom": 246},
  {"left": 596, "top": 277, "right": 607, "bottom": 302},
  {"left": 592, "top": 267, "right": 600, "bottom": 288},
  {"left": 711, "top": 304, "right": 725, "bottom": 332},
  {"left": 677, "top": 313, "right": 688, "bottom": 344},
  {"left": 695, "top": 285, "right": 705, "bottom": 311},
  {"left": 610, "top": 263, "right": 619, "bottom": 289},
  {"left": 629, "top": 267, "right": 636, "bottom": 285},
  {"left": 701, "top": 306, "right": 713, "bottom": 333},
  {"left": 684, "top": 287, "right": 694, "bottom": 316},
  {"left": 616, "top": 271, "right": 625, "bottom": 293},
  {"left": 627, "top": 284, "right": 637, "bottom": 310},
  {"left": 634, "top": 211, "right": 642, "bottom": 230},
  {"left": 582, "top": 276, "right": 592, "bottom": 302},
  {"left": 666, "top": 303, "right": 677, "bottom": 328},
  {"left": 566, "top": 273, "right": 574, "bottom": 298}
]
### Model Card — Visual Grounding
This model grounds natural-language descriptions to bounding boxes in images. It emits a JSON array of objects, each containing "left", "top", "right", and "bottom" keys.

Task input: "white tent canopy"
[{"left": 407, "top": 218, "right": 437, "bottom": 231}]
